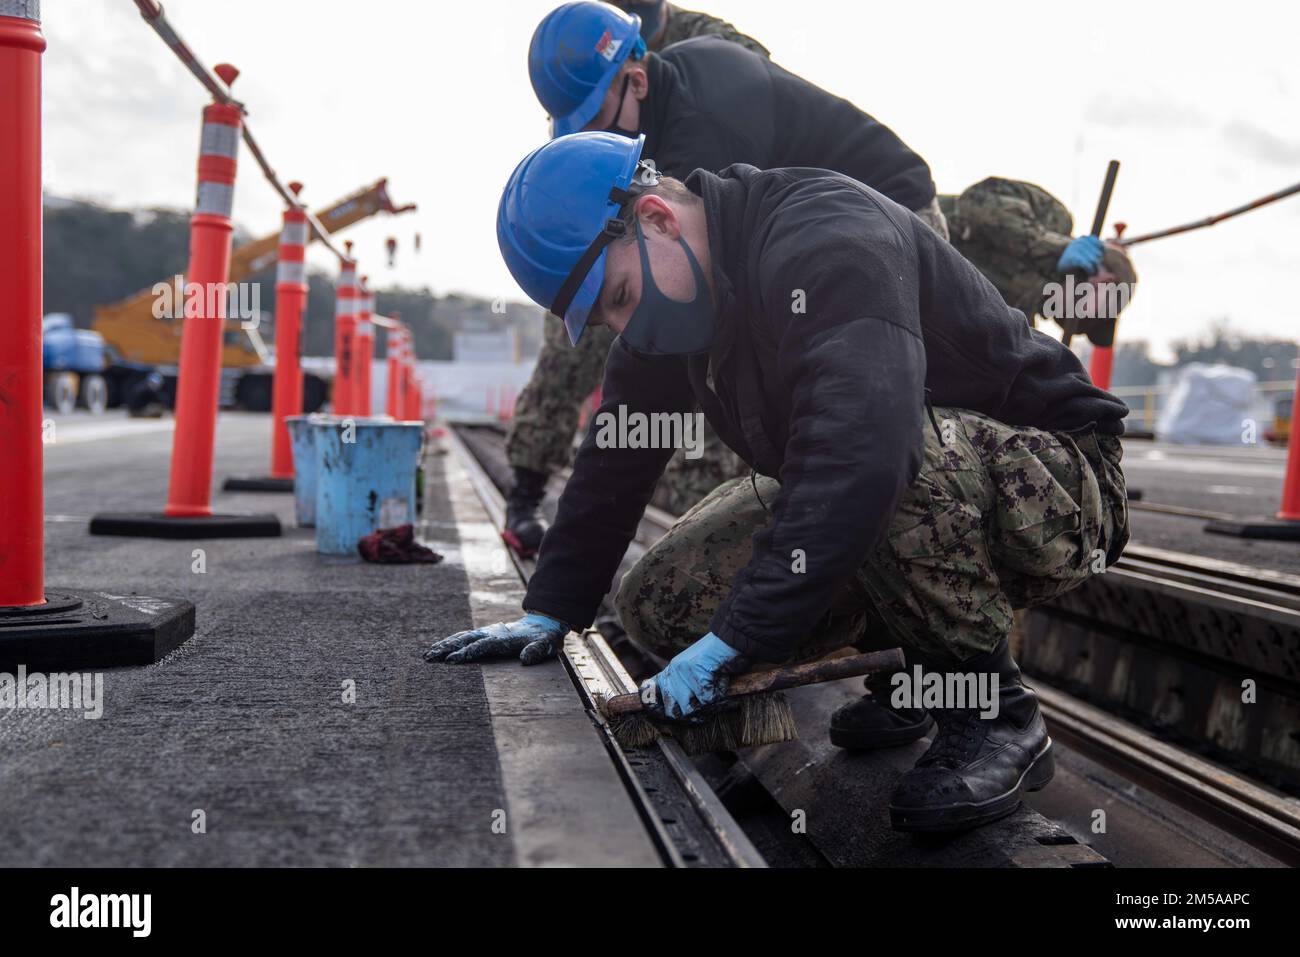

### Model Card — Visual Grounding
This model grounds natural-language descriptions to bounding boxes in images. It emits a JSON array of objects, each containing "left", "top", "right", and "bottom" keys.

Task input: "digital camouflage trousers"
[{"left": 615, "top": 408, "right": 1129, "bottom": 666}]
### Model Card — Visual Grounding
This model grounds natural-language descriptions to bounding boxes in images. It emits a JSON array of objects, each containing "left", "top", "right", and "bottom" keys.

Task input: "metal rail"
[
  {"left": 1038, "top": 686, "right": 1300, "bottom": 866},
  {"left": 1128, "top": 500, "right": 1237, "bottom": 523},
  {"left": 1121, "top": 543, "right": 1300, "bottom": 602},
  {"left": 445, "top": 425, "right": 766, "bottom": 868},
  {"left": 456, "top": 421, "right": 1300, "bottom": 864}
]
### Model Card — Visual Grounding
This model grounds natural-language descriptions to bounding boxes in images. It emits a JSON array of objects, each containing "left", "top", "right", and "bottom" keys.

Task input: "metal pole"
[
  {"left": 0, "top": 1, "right": 45, "bottom": 606},
  {"left": 271, "top": 183, "right": 308, "bottom": 478},
  {"left": 164, "top": 64, "right": 242, "bottom": 517}
]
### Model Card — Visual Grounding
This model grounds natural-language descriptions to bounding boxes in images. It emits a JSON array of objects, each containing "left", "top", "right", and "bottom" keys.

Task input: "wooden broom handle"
[{"left": 602, "top": 648, "right": 906, "bottom": 716}]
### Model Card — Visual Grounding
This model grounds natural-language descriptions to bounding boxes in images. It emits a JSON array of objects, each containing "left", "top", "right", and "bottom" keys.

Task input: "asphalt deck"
[
  {"left": 5, "top": 415, "right": 1295, "bottom": 867},
  {"left": 1122, "top": 439, "right": 1299, "bottom": 568},
  {"left": 1, "top": 412, "right": 656, "bottom": 867}
]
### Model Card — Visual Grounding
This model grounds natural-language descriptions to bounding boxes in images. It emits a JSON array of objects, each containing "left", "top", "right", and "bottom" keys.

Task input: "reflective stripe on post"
[
  {"left": 0, "top": 4, "right": 46, "bottom": 605},
  {"left": 164, "top": 84, "right": 242, "bottom": 517},
  {"left": 0, "top": 2, "right": 40, "bottom": 22}
]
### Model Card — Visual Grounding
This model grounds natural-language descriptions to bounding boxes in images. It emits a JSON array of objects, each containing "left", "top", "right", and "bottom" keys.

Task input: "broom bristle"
[{"left": 598, "top": 692, "right": 799, "bottom": 754}]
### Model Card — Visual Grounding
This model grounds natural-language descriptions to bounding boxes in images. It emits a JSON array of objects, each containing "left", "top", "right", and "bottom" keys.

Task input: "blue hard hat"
[
  {"left": 529, "top": 2, "right": 647, "bottom": 138},
  {"left": 497, "top": 132, "right": 649, "bottom": 346}
]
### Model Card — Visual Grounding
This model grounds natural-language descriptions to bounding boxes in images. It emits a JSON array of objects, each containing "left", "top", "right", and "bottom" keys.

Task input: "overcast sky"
[{"left": 41, "top": 0, "right": 1300, "bottom": 361}]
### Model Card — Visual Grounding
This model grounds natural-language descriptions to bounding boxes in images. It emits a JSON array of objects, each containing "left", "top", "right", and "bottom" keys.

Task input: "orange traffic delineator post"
[
  {"left": 90, "top": 64, "right": 279, "bottom": 539},
  {"left": 224, "top": 181, "right": 309, "bottom": 493},
  {"left": 3, "top": 5, "right": 194, "bottom": 667},
  {"left": 1206, "top": 355, "right": 1300, "bottom": 541},
  {"left": 423, "top": 380, "right": 437, "bottom": 423},
  {"left": 0, "top": 2, "right": 44, "bottom": 610},
  {"left": 1088, "top": 344, "right": 1115, "bottom": 392},
  {"left": 385, "top": 318, "right": 403, "bottom": 417},
  {"left": 1085, "top": 222, "right": 1130, "bottom": 393},
  {"left": 403, "top": 345, "right": 420, "bottom": 421},
  {"left": 354, "top": 276, "right": 374, "bottom": 416},
  {"left": 332, "top": 242, "right": 358, "bottom": 415}
]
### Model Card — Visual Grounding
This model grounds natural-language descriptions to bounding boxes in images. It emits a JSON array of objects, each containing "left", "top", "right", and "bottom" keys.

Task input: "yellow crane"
[
  {"left": 93, "top": 178, "right": 415, "bottom": 368},
  {"left": 90, "top": 178, "right": 415, "bottom": 412}
]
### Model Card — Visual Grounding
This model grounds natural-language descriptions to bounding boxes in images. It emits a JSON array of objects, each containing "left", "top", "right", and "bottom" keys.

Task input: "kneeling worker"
[
  {"left": 505, "top": 0, "right": 945, "bottom": 559},
  {"left": 427, "top": 133, "right": 1130, "bottom": 833}
]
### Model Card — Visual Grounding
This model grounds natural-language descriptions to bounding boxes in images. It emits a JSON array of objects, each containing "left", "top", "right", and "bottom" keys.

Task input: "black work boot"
[
  {"left": 829, "top": 667, "right": 934, "bottom": 751},
  {"left": 502, "top": 466, "right": 549, "bottom": 558},
  {"left": 889, "top": 640, "right": 1054, "bottom": 833}
]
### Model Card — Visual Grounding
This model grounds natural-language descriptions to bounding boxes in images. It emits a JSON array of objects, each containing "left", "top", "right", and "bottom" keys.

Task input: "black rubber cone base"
[
  {"left": 0, "top": 589, "right": 196, "bottom": 671},
  {"left": 1205, "top": 517, "right": 1300, "bottom": 541},
  {"left": 89, "top": 511, "right": 282, "bottom": 539},
  {"left": 223, "top": 476, "right": 295, "bottom": 493}
]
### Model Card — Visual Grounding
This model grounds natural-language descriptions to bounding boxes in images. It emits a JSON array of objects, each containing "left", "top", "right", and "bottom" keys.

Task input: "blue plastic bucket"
[
  {"left": 313, "top": 418, "right": 424, "bottom": 555},
  {"left": 286, "top": 414, "right": 326, "bottom": 527}
]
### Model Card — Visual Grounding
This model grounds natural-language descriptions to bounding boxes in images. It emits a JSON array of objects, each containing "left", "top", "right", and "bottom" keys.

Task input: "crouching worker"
[{"left": 426, "top": 133, "right": 1131, "bottom": 833}]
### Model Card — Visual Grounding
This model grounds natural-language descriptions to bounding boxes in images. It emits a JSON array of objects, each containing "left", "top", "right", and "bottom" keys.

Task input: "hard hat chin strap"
[{"left": 550, "top": 162, "right": 662, "bottom": 320}]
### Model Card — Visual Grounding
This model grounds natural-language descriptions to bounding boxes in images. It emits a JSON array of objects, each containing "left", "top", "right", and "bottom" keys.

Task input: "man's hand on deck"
[{"left": 423, "top": 613, "right": 569, "bottom": 665}]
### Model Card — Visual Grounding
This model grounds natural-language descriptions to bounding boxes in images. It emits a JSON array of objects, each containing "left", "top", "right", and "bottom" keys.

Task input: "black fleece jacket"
[
  {"left": 640, "top": 37, "right": 936, "bottom": 211},
  {"left": 524, "top": 166, "right": 1128, "bottom": 663}
]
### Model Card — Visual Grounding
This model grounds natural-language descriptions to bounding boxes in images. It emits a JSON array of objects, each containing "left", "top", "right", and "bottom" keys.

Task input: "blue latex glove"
[
  {"left": 423, "top": 612, "right": 568, "bottom": 665},
  {"left": 1056, "top": 235, "right": 1105, "bottom": 276},
  {"left": 641, "top": 632, "right": 747, "bottom": 721}
]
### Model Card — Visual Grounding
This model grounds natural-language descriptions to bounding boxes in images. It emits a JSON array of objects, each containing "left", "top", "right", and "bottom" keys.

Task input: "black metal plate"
[
  {"left": 1205, "top": 518, "right": 1300, "bottom": 542},
  {"left": 88, "top": 512, "right": 282, "bottom": 539},
  {"left": 0, "top": 589, "right": 196, "bottom": 671},
  {"left": 222, "top": 476, "right": 295, "bottom": 493}
]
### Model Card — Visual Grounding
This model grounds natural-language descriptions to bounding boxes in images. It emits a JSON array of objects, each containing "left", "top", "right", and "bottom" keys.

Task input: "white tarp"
[{"left": 1155, "top": 363, "right": 1258, "bottom": 445}]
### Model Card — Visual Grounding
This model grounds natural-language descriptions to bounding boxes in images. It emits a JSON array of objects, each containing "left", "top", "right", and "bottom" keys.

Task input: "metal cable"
[{"left": 131, "top": 0, "right": 347, "bottom": 260}]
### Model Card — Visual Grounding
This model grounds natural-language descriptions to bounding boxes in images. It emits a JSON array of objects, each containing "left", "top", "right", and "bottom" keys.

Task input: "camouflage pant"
[
  {"left": 506, "top": 316, "right": 615, "bottom": 476},
  {"left": 913, "top": 195, "right": 951, "bottom": 243},
  {"left": 505, "top": 313, "right": 749, "bottom": 511},
  {"left": 615, "top": 408, "right": 1128, "bottom": 666}
]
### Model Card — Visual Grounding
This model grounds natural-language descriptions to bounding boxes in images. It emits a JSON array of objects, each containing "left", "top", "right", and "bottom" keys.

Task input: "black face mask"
[
  {"left": 604, "top": 74, "right": 638, "bottom": 138},
  {"left": 619, "top": 219, "right": 715, "bottom": 357}
]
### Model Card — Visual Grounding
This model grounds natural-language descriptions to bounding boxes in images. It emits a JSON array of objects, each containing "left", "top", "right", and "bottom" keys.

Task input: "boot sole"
[
  {"left": 888, "top": 737, "right": 1055, "bottom": 834},
  {"left": 829, "top": 712, "right": 935, "bottom": 751}
]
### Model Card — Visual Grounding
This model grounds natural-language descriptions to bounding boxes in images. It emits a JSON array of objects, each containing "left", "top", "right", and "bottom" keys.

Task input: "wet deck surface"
[{"left": 1123, "top": 439, "right": 1297, "bottom": 568}]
